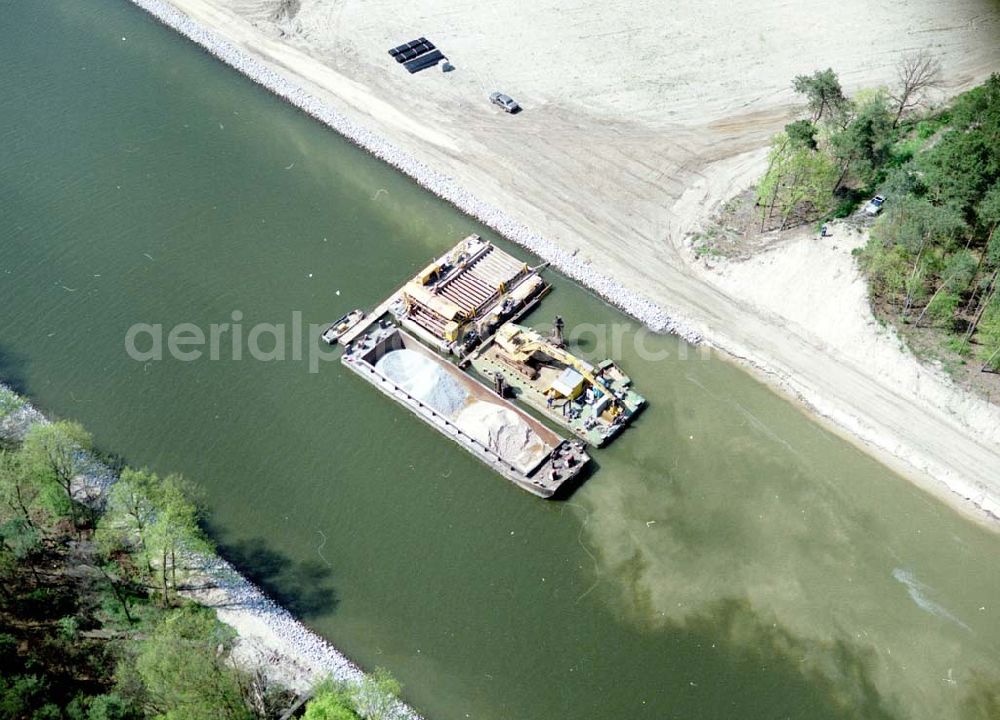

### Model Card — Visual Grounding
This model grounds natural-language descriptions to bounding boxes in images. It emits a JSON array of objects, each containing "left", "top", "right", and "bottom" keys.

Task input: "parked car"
[
  {"left": 489, "top": 92, "right": 521, "bottom": 113},
  {"left": 864, "top": 195, "right": 886, "bottom": 216}
]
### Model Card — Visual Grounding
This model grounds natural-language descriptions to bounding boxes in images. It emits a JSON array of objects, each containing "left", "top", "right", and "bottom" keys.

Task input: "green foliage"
[
  {"left": 881, "top": 165, "right": 925, "bottom": 201},
  {"left": 979, "top": 182, "right": 1000, "bottom": 263},
  {"left": 917, "top": 75, "right": 1000, "bottom": 218},
  {"left": 58, "top": 614, "right": 81, "bottom": 642},
  {"left": 352, "top": 668, "right": 402, "bottom": 720},
  {"left": 0, "top": 673, "right": 48, "bottom": 718},
  {"left": 134, "top": 605, "right": 252, "bottom": 720},
  {"left": 853, "top": 74, "right": 1000, "bottom": 340},
  {"left": 756, "top": 132, "right": 838, "bottom": 229},
  {"left": 858, "top": 238, "right": 911, "bottom": 300},
  {"left": 829, "top": 89, "right": 894, "bottom": 189},
  {"left": 66, "top": 692, "right": 141, "bottom": 720},
  {"left": 21, "top": 421, "right": 93, "bottom": 530},
  {"left": 979, "top": 182, "right": 1000, "bottom": 227},
  {"left": 941, "top": 250, "right": 978, "bottom": 292},
  {"left": 0, "top": 387, "right": 25, "bottom": 420},
  {"left": 914, "top": 112, "right": 949, "bottom": 140},
  {"left": 304, "top": 680, "right": 361, "bottom": 720},
  {"left": 0, "top": 416, "right": 272, "bottom": 720},
  {"left": 977, "top": 297, "right": 1000, "bottom": 370},
  {"left": 793, "top": 68, "right": 850, "bottom": 124},
  {"left": 872, "top": 197, "right": 965, "bottom": 254},
  {"left": 784, "top": 119, "right": 817, "bottom": 150},
  {"left": 98, "top": 467, "right": 158, "bottom": 567},
  {"left": 145, "top": 473, "right": 212, "bottom": 606},
  {"left": 925, "top": 291, "right": 961, "bottom": 327}
]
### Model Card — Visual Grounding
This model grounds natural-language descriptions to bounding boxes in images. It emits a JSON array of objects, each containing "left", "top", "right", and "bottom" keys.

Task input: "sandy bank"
[
  {"left": 130, "top": 0, "right": 1000, "bottom": 526},
  {"left": 698, "top": 225, "right": 1000, "bottom": 523}
]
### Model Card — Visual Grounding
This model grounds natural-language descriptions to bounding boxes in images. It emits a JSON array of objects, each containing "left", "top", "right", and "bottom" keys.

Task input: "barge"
[
  {"left": 470, "top": 322, "right": 645, "bottom": 447},
  {"left": 342, "top": 323, "right": 589, "bottom": 498},
  {"left": 335, "top": 235, "right": 549, "bottom": 354}
]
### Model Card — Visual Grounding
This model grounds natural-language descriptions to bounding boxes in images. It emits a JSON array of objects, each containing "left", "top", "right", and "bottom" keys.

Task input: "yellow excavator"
[{"left": 493, "top": 323, "right": 628, "bottom": 417}]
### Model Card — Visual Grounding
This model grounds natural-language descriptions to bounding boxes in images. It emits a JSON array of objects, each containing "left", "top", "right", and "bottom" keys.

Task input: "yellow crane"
[{"left": 493, "top": 324, "right": 628, "bottom": 416}]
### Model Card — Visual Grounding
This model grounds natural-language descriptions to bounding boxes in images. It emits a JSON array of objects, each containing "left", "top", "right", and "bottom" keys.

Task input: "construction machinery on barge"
[
  {"left": 470, "top": 322, "right": 645, "bottom": 447},
  {"left": 325, "top": 234, "right": 643, "bottom": 497}
]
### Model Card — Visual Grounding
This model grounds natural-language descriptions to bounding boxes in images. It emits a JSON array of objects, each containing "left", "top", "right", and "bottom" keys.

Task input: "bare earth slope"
[{"left": 160, "top": 0, "right": 1000, "bottom": 521}]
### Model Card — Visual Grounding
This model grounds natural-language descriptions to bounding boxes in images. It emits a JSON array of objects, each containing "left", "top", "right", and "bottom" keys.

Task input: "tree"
[
  {"left": 918, "top": 75, "right": 1000, "bottom": 215},
  {"left": 65, "top": 692, "right": 140, "bottom": 720},
  {"left": 978, "top": 183, "right": 1000, "bottom": 257},
  {"left": 0, "top": 388, "right": 25, "bottom": 437},
  {"left": 0, "top": 450, "right": 44, "bottom": 532},
  {"left": 99, "top": 468, "right": 158, "bottom": 571},
  {"left": 146, "top": 474, "right": 210, "bottom": 606},
  {"left": 890, "top": 50, "right": 942, "bottom": 127},
  {"left": 829, "top": 90, "right": 894, "bottom": 191},
  {"left": 915, "top": 249, "right": 977, "bottom": 327},
  {"left": 21, "top": 421, "right": 92, "bottom": 533},
  {"left": 303, "top": 680, "right": 360, "bottom": 720},
  {"left": 793, "top": 69, "right": 850, "bottom": 124},
  {"left": 756, "top": 132, "right": 837, "bottom": 230},
  {"left": 976, "top": 293, "right": 1000, "bottom": 370},
  {"left": 351, "top": 668, "right": 401, "bottom": 720},
  {"left": 784, "top": 119, "right": 817, "bottom": 150},
  {"left": 134, "top": 606, "right": 252, "bottom": 720},
  {"left": 869, "top": 197, "right": 966, "bottom": 314}
]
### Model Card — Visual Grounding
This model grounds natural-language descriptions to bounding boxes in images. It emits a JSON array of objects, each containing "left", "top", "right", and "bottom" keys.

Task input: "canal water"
[{"left": 2, "top": 2, "right": 999, "bottom": 718}]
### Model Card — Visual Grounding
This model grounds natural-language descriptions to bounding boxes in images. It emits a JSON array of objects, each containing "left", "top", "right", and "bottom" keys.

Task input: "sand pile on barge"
[
  {"left": 456, "top": 402, "right": 547, "bottom": 473},
  {"left": 374, "top": 349, "right": 547, "bottom": 470},
  {"left": 375, "top": 349, "right": 468, "bottom": 417}
]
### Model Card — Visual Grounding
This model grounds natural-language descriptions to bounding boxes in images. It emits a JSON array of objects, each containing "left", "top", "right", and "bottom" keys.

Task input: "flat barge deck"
[
  {"left": 470, "top": 323, "right": 645, "bottom": 447},
  {"left": 332, "top": 235, "right": 550, "bottom": 357},
  {"left": 342, "top": 323, "right": 589, "bottom": 498}
]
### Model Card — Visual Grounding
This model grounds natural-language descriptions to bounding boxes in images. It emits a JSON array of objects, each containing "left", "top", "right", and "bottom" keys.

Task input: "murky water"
[{"left": 1, "top": 2, "right": 999, "bottom": 718}]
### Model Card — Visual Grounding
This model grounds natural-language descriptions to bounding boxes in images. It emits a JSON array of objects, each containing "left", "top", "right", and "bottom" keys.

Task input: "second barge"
[
  {"left": 342, "top": 323, "right": 589, "bottom": 498},
  {"left": 470, "top": 322, "right": 645, "bottom": 447}
]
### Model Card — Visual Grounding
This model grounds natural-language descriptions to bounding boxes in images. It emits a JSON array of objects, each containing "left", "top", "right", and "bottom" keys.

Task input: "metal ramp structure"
[{"left": 396, "top": 236, "right": 543, "bottom": 352}]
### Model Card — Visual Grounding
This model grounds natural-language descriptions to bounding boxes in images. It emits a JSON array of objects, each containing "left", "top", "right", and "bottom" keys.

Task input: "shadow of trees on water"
[{"left": 204, "top": 519, "right": 339, "bottom": 620}]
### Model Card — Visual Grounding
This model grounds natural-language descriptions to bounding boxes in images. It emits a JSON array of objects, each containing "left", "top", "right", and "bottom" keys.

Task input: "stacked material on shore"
[{"left": 127, "top": 0, "right": 701, "bottom": 346}]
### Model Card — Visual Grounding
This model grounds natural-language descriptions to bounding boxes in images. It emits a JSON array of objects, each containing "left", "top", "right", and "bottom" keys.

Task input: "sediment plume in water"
[{"left": 126, "top": 0, "right": 702, "bottom": 345}]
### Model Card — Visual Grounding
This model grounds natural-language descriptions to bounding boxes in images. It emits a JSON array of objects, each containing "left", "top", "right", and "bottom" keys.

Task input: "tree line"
[
  {"left": 0, "top": 394, "right": 403, "bottom": 720},
  {"left": 756, "top": 60, "right": 1000, "bottom": 371},
  {"left": 757, "top": 53, "right": 942, "bottom": 230}
]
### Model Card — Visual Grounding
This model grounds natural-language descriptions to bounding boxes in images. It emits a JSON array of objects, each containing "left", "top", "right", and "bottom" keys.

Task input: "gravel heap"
[
  {"left": 375, "top": 349, "right": 468, "bottom": 418},
  {"left": 455, "top": 401, "right": 547, "bottom": 473},
  {"left": 127, "top": 0, "right": 704, "bottom": 346}
]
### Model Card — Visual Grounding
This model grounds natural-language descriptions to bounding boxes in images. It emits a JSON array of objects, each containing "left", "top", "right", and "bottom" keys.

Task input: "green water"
[{"left": 2, "top": 2, "right": 999, "bottom": 718}]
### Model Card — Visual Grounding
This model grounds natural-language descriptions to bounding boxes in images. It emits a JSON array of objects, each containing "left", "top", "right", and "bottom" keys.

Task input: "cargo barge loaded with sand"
[
  {"left": 342, "top": 323, "right": 588, "bottom": 497},
  {"left": 329, "top": 234, "right": 642, "bottom": 497}
]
